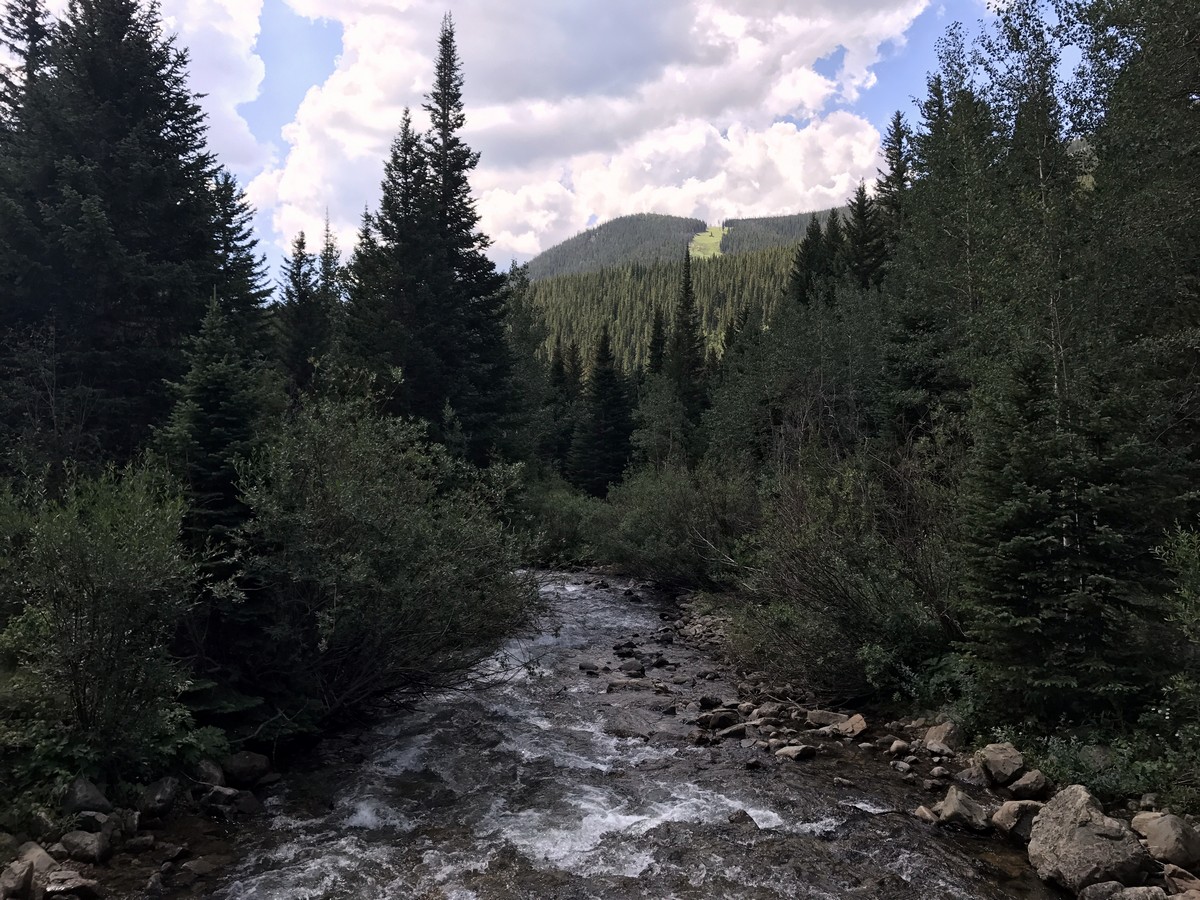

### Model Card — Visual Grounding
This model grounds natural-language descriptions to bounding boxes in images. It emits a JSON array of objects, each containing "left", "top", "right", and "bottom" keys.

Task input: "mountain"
[{"left": 526, "top": 213, "right": 707, "bottom": 281}]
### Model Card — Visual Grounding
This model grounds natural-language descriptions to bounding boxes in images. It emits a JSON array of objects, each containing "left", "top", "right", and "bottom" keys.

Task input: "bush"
[
  {"left": 0, "top": 467, "right": 196, "bottom": 780},
  {"left": 595, "top": 461, "right": 759, "bottom": 587},
  {"left": 509, "top": 473, "right": 606, "bottom": 565},
  {"left": 236, "top": 397, "right": 538, "bottom": 727},
  {"left": 729, "top": 447, "right": 951, "bottom": 703}
]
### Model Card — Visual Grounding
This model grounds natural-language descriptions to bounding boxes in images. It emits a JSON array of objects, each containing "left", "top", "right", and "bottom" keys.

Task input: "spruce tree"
[
  {"left": 276, "top": 232, "right": 329, "bottom": 395},
  {"left": 568, "top": 326, "right": 632, "bottom": 497},
  {"left": 211, "top": 169, "right": 271, "bottom": 346},
  {"left": 665, "top": 248, "right": 706, "bottom": 432},
  {"left": 842, "top": 183, "right": 887, "bottom": 289},
  {"left": 875, "top": 110, "right": 912, "bottom": 243},
  {"left": 0, "top": 0, "right": 50, "bottom": 125},
  {"left": 788, "top": 215, "right": 825, "bottom": 305},
  {"left": 822, "top": 209, "right": 847, "bottom": 281},
  {"left": 646, "top": 307, "right": 666, "bottom": 376}
]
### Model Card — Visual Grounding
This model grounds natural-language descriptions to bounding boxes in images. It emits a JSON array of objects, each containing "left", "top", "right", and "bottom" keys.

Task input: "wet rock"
[
  {"left": 144, "top": 872, "right": 165, "bottom": 897},
  {"left": 201, "top": 785, "right": 241, "bottom": 810},
  {"left": 1164, "top": 863, "right": 1200, "bottom": 894},
  {"left": 807, "top": 710, "right": 848, "bottom": 728},
  {"left": 775, "top": 745, "right": 817, "bottom": 761},
  {"left": 915, "top": 806, "right": 939, "bottom": 825},
  {"left": 62, "top": 777, "right": 113, "bottom": 815},
  {"left": 992, "top": 800, "right": 1043, "bottom": 844},
  {"left": 139, "top": 777, "right": 181, "bottom": 818},
  {"left": 1131, "top": 812, "right": 1200, "bottom": 868},
  {"left": 234, "top": 791, "right": 265, "bottom": 816},
  {"left": 0, "top": 833, "right": 17, "bottom": 864},
  {"left": 976, "top": 742, "right": 1025, "bottom": 786},
  {"left": 714, "top": 723, "right": 747, "bottom": 740},
  {"left": 578, "top": 661, "right": 599, "bottom": 673},
  {"left": 618, "top": 659, "right": 645, "bottom": 678},
  {"left": 938, "top": 785, "right": 990, "bottom": 832},
  {"left": 182, "top": 857, "right": 217, "bottom": 877},
  {"left": 603, "top": 709, "right": 657, "bottom": 740},
  {"left": 728, "top": 809, "right": 756, "bottom": 826},
  {"left": 698, "top": 696, "right": 722, "bottom": 710},
  {"left": 924, "top": 721, "right": 962, "bottom": 755},
  {"left": 223, "top": 751, "right": 271, "bottom": 787},
  {"left": 43, "top": 869, "right": 104, "bottom": 898},
  {"left": 125, "top": 834, "right": 155, "bottom": 854},
  {"left": 195, "top": 759, "right": 225, "bottom": 787},
  {"left": 61, "top": 829, "right": 112, "bottom": 864},
  {"left": 257, "top": 772, "right": 283, "bottom": 788},
  {"left": 891, "top": 761, "right": 912, "bottom": 775},
  {"left": 1028, "top": 784, "right": 1149, "bottom": 893},
  {"left": 16, "top": 842, "right": 56, "bottom": 874},
  {"left": 1009, "top": 769, "right": 1050, "bottom": 800},
  {"left": 0, "top": 860, "right": 33, "bottom": 899},
  {"left": 708, "top": 709, "right": 741, "bottom": 730}
]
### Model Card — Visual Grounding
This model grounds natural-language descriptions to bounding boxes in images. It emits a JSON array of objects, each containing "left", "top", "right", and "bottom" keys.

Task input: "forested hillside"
[{"left": 525, "top": 213, "right": 706, "bottom": 280}]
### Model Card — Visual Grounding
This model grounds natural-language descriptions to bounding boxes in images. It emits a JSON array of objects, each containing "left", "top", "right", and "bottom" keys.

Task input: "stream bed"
[{"left": 208, "top": 573, "right": 1059, "bottom": 899}]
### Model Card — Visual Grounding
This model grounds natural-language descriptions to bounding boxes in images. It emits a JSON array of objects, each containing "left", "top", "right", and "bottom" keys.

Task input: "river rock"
[
  {"left": 1132, "top": 812, "right": 1200, "bottom": 868},
  {"left": 955, "top": 763, "right": 991, "bottom": 788},
  {"left": 62, "top": 777, "right": 113, "bottom": 815},
  {"left": 1009, "top": 769, "right": 1050, "bottom": 800},
  {"left": 888, "top": 740, "right": 910, "bottom": 756},
  {"left": 915, "top": 806, "right": 939, "bottom": 825},
  {"left": 992, "top": 800, "right": 1043, "bottom": 844},
  {"left": 775, "top": 745, "right": 816, "bottom": 761},
  {"left": 924, "top": 721, "right": 962, "bottom": 755},
  {"left": 74, "top": 811, "right": 110, "bottom": 834},
  {"left": 195, "top": 759, "right": 225, "bottom": 787},
  {"left": 1028, "top": 784, "right": 1149, "bottom": 893},
  {"left": 124, "top": 834, "right": 155, "bottom": 854},
  {"left": 715, "top": 723, "right": 747, "bottom": 740},
  {"left": 708, "top": 709, "right": 741, "bottom": 730},
  {"left": 833, "top": 714, "right": 868, "bottom": 737},
  {"left": 938, "top": 785, "right": 990, "bottom": 832},
  {"left": 44, "top": 869, "right": 104, "bottom": 898},
  {"left": 16, "top": 842, "right": 56, "bottom": 874},
  {"left": 604, "top": 709, "right": 657, "bottom": 740},
  {"left": 61, "top": 829, "right": 112, "bottom": 864},
  {"left": 976, "top": 742, "right": 1024, "bottom": 786},
  {"left": 139, "top": 777, "right": 181, "bottom": 818},
  {"left": 618, "top": 659, "right": 645, "bottom": 678},
  {"left": 1164, "top": 863, "right": 1200, "bottom": 894},
  {"left": 807, "top": 710, "right": 848, "bottom": 728},
  {"left": 0, "top": 860, "right": 33, "bottom": 899},
  {"left": 224, "top": 751, "right": 271, "bottom": 787}
]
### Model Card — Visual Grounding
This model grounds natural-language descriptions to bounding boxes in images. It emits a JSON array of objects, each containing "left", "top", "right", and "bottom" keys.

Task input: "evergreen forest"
[{"left": 0, "top": 0, "right": 1199, "bottom": 839}]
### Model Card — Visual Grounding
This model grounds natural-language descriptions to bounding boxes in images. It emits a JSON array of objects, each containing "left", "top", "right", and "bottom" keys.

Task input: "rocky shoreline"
[{"left": 3, "top": 574, "right": 1197, "bottom": 899}]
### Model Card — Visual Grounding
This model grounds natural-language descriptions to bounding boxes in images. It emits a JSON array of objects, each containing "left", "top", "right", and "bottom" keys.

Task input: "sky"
[{"left": 38, "top": 0, "right": 997, "bottom": 269}]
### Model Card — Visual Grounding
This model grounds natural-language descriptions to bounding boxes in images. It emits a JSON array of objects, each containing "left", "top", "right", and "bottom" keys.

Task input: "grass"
[{"left": 690, "top": 226, "right": 728, "bottom": 260}]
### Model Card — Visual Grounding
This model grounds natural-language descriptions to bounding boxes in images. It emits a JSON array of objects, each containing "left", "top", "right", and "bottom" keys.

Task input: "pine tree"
[
  {"left": 646, "top": 307, "right": 666, "bottom": 376},
  {"left": 822, "top": 209, "right": 847, "bottom": 281},
  {"left": 568, "top": 326, "right": 632, "bottom": 497},
  {"left": 276, "top": 232, "right": 329, "bottom": 395},
  {"left": 787, "top": 215, "right": 825, "bottom": 305},
  {"left": 664, "top": 248, "right": 706, "bottom": 434},
  {"left": 0, "top": 0, "right": 50, "bottom": 126},
  {"left": 0, "top": 0, "right": 222, "bottom": 461},
  {"left": 842, "top": 183, "right": 887, "bottom": 289},
  {"left": 875, "top": 110, "right": 912, "bottom": 243},
  {"left": 211, "top": 169, "right": 271, "bottom": 346}
]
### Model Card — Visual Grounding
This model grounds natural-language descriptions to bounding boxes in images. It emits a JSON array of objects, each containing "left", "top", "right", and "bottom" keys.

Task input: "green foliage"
[
  {"left": 567, "top": 327, "right": 633, "bottom": 497},
  {"left": 595, "top": 462, "right": 758, "bottom": 588},
  {"left": 0, "top": 467, "right": 196, "bottom": 774},
  {"left": 237, "top": 395, "right": 538, "bottom": 726},
  {"left": 509, "top": 474, "right": 606, "bottom": 565}
]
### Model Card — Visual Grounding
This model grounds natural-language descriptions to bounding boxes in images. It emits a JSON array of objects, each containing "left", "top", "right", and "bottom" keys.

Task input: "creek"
[{"left": 208, "top": 573, "right": 1057, "bottom": 899}]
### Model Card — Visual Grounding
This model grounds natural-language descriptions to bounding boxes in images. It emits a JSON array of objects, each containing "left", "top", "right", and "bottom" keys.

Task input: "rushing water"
[{"left": 209, "top": 574, "right": 1056, "bottom": 900}]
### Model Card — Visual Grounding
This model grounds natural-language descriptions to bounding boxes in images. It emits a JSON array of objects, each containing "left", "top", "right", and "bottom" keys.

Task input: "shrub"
[
  {"left": 509, "top": 473, "right": 606, "bottom": 565},
  {"left": 596, "top": 461, "right": 759, "bottom": 587},
  {"left": 236, "top": 397, "right": 538, "bottom": 727},
  {"left": 0, "top": 467, "right": 195, "bottom": 777}
]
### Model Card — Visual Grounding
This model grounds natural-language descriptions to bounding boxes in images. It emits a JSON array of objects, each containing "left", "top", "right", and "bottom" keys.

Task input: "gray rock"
[
  {"left": 234, "top": 791, "right": 265, "bottom": 816},
  {"left": 0, "top": 833, "right": 18, "bottom": 866},
  {"left": 891, "top": 761, "right": 912, "bottom": 775},
  {"left": 924, "top": 721, "right": 962, "bottom": 755},
  {"left": 833, "top": 714, "right": 868, "bottom": 737},
  {"left": 1028, "top": 784, "right": 1149, "bottom": 893},
  {"left": 139, "top": 777, "right": 181, "bottom": 818},
  {"left": 1163, "top": 863, "right": 1200, "bottom": 894},
  {"left": 938, "top": 785, "right": 990, "bottom": 832},
  {"left": 914, "top": 806, "right": 939, "bottom": 825},
  {"left": 992, "top": 800, "right": 1043, "bottom": 844},
  {"left": 1010, "top": 769, "right": 1050, "bottom": 800},
  {"left": 1078, "top": 885, "right": 1126, "bottom": 900},
  {"left": 775, "top": 745, "right": 817, "bottom": 761},
  {"left": 618, "top": 659, "right": 645, "bottom": 678},
  {"left": 224, "top": 751, "right": 272, "bottom": 787},
  {"left": 15, "top": 842, "right": 56, "bottom": 874},
  {"left": 62, "top": 777, "right": 113, "bottom": 815},
  {"left": 45, "top": 843, "right": 68, "bottom": 861},
  {"left": 975, "top": 742, "right": 1024, "bottom": 786},
  {"left": 201, "top": 785, "right": 240, "bottom": 808},
  {"left": 74, "top": 811, "right": 109, "bottom": 834},
  {"left": 1131, "top": 812, "right": 1200, "bottom": 869},
  {"left": 806, "top": 710, "right": 848, "bottom": 727},
  {"left": 888, "top": 740, "right": 910, "bottom": 756},
  {"left": 707, "top": 709, "right": 741, "bottom": 730},
  {"left": 955, "top": 763, "right": 990, "bottom": 788},
  {"left": 124, "top": 834, "right": 155, "bottom": 854},
  {"left": 603, "top": 709, "right": 657, "bottom": 740},
  {"left": 0, "top": 860, "right": 33, "bottom": 899},
  {"left": 44, "top": 869, "right": 104, "bottom": 898},
  {"left": 61, "top": 829, "right": 112, "bottom": 864},
  {"left": 714, "top": 723, "right": 747, "bottom": 740},
  {"left": 195, "top": 759, "right": 225, "bottom": 787}
]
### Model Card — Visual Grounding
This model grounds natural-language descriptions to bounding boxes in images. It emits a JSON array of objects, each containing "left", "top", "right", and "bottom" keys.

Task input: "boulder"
[
  {"left": 955, "top": 763, "right": 991, "bottom": 788},
  {"left": 914, "top": 806, "right": 939, "bottom": 825},
  {"left": 775, "top": 745, "right": 817, "bottom": 761},
  {"left": 924, "top": 721, "right": 962, "bottom": 755},
  {"left": 223, "top": 752, "right": 271, "bottom": 788},
  {"left": 833, "top": 714, "right": 868, "bottom": 738},
  {"left": 124, "top": 834, "right": 155, "bottom": 854},
  {"left": 0, "top": 860, "right": 33, "bottom": 899},
  {"left": 938, "top": 785, "right": 990, "bottom": 832},
  {"left": 1009, "top": 769, "right": 1050, "bottom": 800},
  {"left": 1078, "top": 884, "right": 1126, "bottom": 900},
  {"left": 1131, "top": 812, "right": 1200, "bottom": 869},
  {"left": 15, "top": 842, "right": 55, "bottom": 874},
  {"left": 62, "top": 777, "right": 113, "bottom": 815},
  {"left": 43, "top": 869, "right": 104, "bottom": 898},
  {"left": 0, "top": 833, "right": 18, "bottom": 865},
  {"left": 618, "top": 659, "right": 645, "bottom": 678},
  {"left": 195, "top": 759, "right": 225, "bottom": 787},
  {"left": 61, "top": 829, "right": 112, "bottom": 864},
  {"left": 888, "top": 740, "right": 911, "bottom": 756},
  {"left": 708, "top": 709, "right": 741, "bottom": 731},
  {"left": 992, "top": 800, "right": 1043, "bottom": 844},
  {"left": 1027, "top": 784, "right": 1149, "bottom": 893},
  {"left": 1163, "top": 863, "right": 1200, "bottom": 894},
  {"left": 807, "top": 710, "right": 849, "bottom": 728},
  {"left": 975, "top": 742, "right": 1024, "bottom": 786},
  {"left": 73, "top": 812, "right": 109, "bottom": 834},
  {"left": 234, "top": 792, "right": 265, "bottom": 816},
  {"left": 139, "top": 777, "right": 181, "bottom": 818}
]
